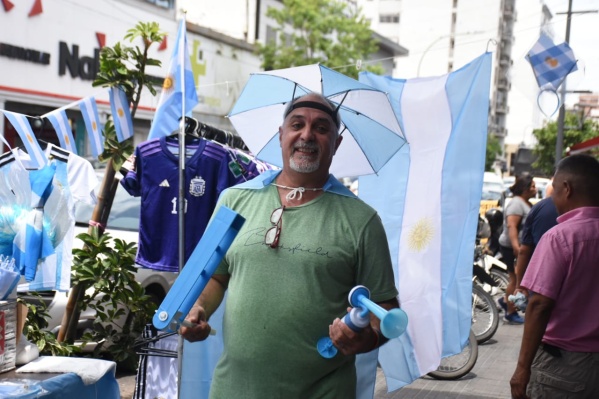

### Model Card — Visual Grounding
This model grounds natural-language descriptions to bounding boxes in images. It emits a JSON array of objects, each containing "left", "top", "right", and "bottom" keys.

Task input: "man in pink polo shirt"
[{"left": 510, "top": 154, "right": 599, "bottom": 399}]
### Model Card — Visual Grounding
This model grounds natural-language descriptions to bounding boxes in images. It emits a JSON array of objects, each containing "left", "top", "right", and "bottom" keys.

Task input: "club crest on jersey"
[{"left": 190, "top": 176, "right": 206, "bottom": 197}]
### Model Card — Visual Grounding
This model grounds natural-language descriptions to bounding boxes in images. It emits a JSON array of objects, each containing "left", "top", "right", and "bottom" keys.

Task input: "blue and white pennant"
[{"left": 526, "top": 33, "right": 578, "bottom": 91}]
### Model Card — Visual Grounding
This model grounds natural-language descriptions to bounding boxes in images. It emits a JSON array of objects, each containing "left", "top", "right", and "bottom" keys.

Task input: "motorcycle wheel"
[
  {"left": 428, "top": 329, "right": 478, "bottom": 380},
  {"left": 471, "top": 284, "right": 499, "bottom": 344}
]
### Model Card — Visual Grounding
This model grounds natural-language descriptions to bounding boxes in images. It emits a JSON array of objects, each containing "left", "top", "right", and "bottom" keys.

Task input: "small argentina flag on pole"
[
  {"left": 110, "top": 87, "right": 134, "bottom": 142},
  {"left": 526, "top": 33, "right": 578, "bottom": 91},
  {"left": 45, "top": 109, "right": 77, "bottom": 154},
  {"left": 2, "top": 110, "right": 48, "bottom": 168},
  {"left": 79, "top": 96, "right": 105, "bottom": 159}
]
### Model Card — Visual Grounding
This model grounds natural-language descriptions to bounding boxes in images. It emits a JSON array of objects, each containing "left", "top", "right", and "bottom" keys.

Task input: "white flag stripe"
[{"left": 398, "top": 75, "right": 450, "bottom": 373}]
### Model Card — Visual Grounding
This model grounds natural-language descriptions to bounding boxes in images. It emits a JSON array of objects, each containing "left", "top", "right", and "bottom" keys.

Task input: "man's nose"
[{"left": 299, "top": 124, "right": 316, "bottom": 140}]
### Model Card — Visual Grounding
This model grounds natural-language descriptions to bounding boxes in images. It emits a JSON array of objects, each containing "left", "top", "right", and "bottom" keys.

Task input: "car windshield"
[
  {"left": 75, "top": 178, "right": 140, "bottom": 231},
  {"left": 483, "top": 181, "right": 504, "bottom": 193},
  {"left": 481, "top": 190, "right": 502, "bottom": 200}
]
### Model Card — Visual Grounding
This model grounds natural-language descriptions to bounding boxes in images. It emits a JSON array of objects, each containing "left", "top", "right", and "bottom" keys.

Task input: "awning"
[{"left": 568, "top": 136, "right": 599, "bottom": 155}]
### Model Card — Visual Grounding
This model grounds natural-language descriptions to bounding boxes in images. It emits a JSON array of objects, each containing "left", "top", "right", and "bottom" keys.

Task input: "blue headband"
[{"left": 284, "top": 101, "right": 340, "bottom": 128}]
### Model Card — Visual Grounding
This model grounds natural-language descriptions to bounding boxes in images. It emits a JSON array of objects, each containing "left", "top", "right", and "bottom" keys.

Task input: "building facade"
[
  {"left": 2, "top": 0, "right": 408, "bottom": 160},
  {"left": 357, "top": 0, "right": 556, "bottom": 162},
  {"left": 181, "top": 0, "right": 408, "bottom": 76},
  {"left": 0, "top": 0, "right": 261, "bottom": 159}
]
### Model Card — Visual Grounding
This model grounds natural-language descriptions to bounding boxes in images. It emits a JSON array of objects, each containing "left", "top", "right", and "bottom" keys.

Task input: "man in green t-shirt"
[{"left": 181, "top": 92, "right": 400, "bottom": 398}]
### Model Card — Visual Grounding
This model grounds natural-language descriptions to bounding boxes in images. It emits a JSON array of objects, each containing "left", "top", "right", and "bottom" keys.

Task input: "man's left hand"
[
  {"left": 329, "top": 318, "right": 377, "bottom": 355},
  {"left": 510, "top": 366, "right": 531, "bottom": 399}
]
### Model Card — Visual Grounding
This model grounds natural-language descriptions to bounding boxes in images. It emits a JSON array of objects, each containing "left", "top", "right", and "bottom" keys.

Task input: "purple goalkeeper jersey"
[{"left": 121, "top": 136, "right": 258, "bottom": 271}]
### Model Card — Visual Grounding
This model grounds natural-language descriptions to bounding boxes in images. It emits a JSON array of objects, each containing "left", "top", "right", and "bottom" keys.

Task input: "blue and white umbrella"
[{"left": 228, "top": 64, "right": 406, "bottom": 177}]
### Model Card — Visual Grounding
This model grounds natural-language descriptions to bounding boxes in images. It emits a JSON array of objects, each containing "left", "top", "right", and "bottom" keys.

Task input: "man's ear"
[
  {"left": 333, "top": 134, "right": 343, "bottom": 155},
  {"left": 564, "top": 180, "right": 573, "bottom": 199},
  {"left": 279, "top": 126, "right": 283, "bottom": 146}
]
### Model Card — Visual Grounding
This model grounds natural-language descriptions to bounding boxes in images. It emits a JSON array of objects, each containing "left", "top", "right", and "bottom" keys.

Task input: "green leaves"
[
  {"left": 18, "top": 295, "right": 80, "bottom": 356},
  {"left": 71, "top": 229, "right": 155, "bottom": 364},
  {"left": 257, "top": 0, "right": 381, "bottom": 79},
  {"left": 532, "top": 112, "right": 599, "bottom": 175},
  {"left": 486, "top": 133, "right": 502, "bottom": 171},
  {"left": 92, "top": 21, "right": 165, "bottom": 165}
]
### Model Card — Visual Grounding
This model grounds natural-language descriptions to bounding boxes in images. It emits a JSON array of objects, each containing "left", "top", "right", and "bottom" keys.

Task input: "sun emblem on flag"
[
  {"left": 92, "top": 121, "right": 97, "bottom": 131},
  {"left": 26, "top": 134, "right": 34, "bottom": 143},
  {"left": 117, "top": 107, "right": 124, "bottom": 118},
  {"left": 163, "top": 75, "right": 175, "bottom": 92},
  {"left": 65, "top": 135, "right": 70, "bottom": 145},
  {"left": 407, "top": 218, "right": 434, "bottom": 252},
  {"left": 544, "top": 56, "right": 559, "bottom": 68}
]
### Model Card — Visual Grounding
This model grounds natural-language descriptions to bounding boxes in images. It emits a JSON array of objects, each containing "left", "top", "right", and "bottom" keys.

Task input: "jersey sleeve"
[{"left": 120, "top": 147, "right": 142, "bottom": 197}]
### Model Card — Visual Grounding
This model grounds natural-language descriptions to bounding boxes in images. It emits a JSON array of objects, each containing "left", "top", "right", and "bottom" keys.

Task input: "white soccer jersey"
[{"left": 0, "top": 144, "right": 97, "bottom": 292}]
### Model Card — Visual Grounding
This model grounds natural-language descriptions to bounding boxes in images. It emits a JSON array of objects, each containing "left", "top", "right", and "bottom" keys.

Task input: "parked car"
[
  {"left": 19, "top": 171, "right": 178, "bottom": 336},
  {"left": 480, "top": 172, "right": 506, "bottom": 215}
]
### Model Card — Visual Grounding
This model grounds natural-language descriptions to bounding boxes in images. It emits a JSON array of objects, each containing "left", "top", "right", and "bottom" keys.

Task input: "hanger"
[{"left": 166, "top": 117, "right": 203, "bottom": 146}]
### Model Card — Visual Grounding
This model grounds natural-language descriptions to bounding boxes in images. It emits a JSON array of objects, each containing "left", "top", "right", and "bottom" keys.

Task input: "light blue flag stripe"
[
  {"left": 79, "top": 96, "right": 104, "bottom": 159},
  {"left": 110, "top": 87, "right": 134, "bottom": 142},
  {"left": 356, "top": 53, "right": 491, "bottom": 394},
  {"left": 46, "top": 109, "right": 77, "bottom": 154},
  {"left": 440, "top": 53, "right": 491, "bottom": 355},
  {"left": 2, "top": 110, "right": 47, "bottom": 168},
  {"left": 148, "top": 19, "right": 199, "bottom": 140}
]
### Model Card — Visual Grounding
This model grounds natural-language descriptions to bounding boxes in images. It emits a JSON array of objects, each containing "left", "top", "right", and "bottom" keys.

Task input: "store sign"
[
  {"left": 0, "top": 42, "right": 50, "bottom": 65},
  {"left": 58, "top": 41, "right": 100, "bottom": 81}
]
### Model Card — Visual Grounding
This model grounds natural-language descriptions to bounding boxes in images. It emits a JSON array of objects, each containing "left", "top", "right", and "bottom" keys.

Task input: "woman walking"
[{"left": 498, "top": 175, "right": 536, "bottom": 323}]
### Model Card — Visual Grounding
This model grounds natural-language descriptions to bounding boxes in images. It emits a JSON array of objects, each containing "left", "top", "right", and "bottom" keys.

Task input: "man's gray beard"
[{"left": 289, "top": 156, "right": 320, "bottom": 173}]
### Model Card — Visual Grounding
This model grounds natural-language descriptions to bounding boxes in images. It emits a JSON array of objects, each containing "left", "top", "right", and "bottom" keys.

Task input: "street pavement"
[
  {"left": 374, "top": 320, "right": 524, "bottom": 398},
  {"left": 118, "top": 319, "right": 524, "bottom": 398}
]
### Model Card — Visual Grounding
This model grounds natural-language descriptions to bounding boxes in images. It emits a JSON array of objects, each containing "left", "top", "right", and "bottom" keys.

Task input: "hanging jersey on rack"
[
  {"left": 0, "top": 144, "right": 98, "bottom": 292},
  {"left": 120, "top": 136, "right": 259, "bottom": 272}
]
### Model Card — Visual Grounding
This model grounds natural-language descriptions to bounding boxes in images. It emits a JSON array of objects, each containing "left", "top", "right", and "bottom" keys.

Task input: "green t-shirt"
[{"left": 210, "top": 184, "right": 397, "bottom": 399}]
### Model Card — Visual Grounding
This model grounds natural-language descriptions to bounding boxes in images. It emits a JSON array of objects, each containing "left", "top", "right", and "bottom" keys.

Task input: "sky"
[{"left": 544, "top": 0, "right": 599, "bottom": 97}]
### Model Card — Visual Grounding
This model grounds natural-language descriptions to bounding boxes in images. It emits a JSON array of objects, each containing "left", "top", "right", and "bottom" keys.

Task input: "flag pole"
[{"left": 177, "top": 13, "right": 187, "bottom": 398}]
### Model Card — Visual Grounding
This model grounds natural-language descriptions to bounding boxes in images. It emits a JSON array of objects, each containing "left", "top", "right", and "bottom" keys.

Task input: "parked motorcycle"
[{"left": 471, "top": 216, "right": 503, "bottom": 344}]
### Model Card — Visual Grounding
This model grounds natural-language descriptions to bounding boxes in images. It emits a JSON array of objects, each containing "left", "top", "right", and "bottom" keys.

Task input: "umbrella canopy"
[{"left": 228, "top": 64, "right": 406, "bottom": 177}]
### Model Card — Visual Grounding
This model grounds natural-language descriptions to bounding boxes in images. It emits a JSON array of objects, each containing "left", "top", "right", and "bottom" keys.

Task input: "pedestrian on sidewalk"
[
  {"left": 498, "top": 175, "right": 536, "bottom": 323},
  {"left": 513, "top": 196, "right": 559, "bottom": 300},
  {"left": 510, "top": 154, "right": 599, "bottom": 399}
]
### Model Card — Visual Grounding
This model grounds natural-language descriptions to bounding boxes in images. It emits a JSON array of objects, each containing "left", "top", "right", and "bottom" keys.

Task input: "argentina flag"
[
  {"left": 526, "top": 33, "right": 577, "bottom": 91},
  {"left": 356, "top": 53, "right": 491, "bottom": 394},
  {"left": 110, "top": 87, "right": 134, "bottom": 142},
  {"left": 2, "top": 110, "right": 47, "bottom": 168},
  {"left": 148, "top": 19, "right": 199, "bottom": 140},
  {"left": 79, "top": 96, "right": 104, "bottom": 159},
  {"left": 46, "top": 109, "right": 77, "bottom": 154}
]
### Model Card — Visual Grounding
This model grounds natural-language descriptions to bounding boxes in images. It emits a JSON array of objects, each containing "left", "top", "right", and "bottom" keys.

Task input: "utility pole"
[
  {"left": 554, "top": 1, "right": 598, "bottom": 166},
  {"left": 554, "top": 0, "right": 573, "bottom": 167}
]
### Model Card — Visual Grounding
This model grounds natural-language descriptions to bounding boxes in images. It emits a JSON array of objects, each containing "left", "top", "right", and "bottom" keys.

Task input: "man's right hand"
[{"left": 180, "top": 305, "right": 212, "bottom": 342}]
